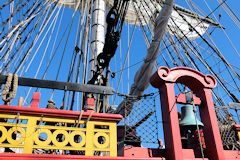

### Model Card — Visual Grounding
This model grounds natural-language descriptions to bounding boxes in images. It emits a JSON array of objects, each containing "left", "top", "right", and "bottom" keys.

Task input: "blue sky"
[
  {"left": 0, "top": 0, "right": 240, "bottom": 148},
  {"left": 1, "top": 0, "right": 239, "bottom": 106}
]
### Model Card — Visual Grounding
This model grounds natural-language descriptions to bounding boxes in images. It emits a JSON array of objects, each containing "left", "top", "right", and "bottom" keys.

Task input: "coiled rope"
[{"left": 2, "top": 73, "right": 18, "bottom": 104}]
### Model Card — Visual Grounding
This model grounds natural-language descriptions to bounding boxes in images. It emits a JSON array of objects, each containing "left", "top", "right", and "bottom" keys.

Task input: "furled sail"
[
  {"left": 58, "top": 0, "right": 219, "bottom": 40},
  {"left": 116, "top": 0, "right": 173, "bottom": 115},
  {"left": 167, "top": 8, "right": 210, "bottom": 40}
]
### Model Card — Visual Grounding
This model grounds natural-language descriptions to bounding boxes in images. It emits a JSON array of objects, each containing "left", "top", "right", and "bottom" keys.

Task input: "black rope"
[
  {"left": 0, "top": 0, "right": 15, "bottom": 10},
  {"left": 0, "top": 0, "right": 42, "bottom": 61},
  {"left": 0, "top": 1, "right": 49, "bottom": 74},
  {"left": 0, "top": 0, "right": 31, "bottom": 28},
  {"left": 13, "top": 2, "right": 58, "bottom": 74}
]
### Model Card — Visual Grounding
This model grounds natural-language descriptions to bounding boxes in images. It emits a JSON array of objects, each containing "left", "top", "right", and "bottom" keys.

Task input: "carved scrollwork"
[
  {"left": 153, "top": 66, "right": 217, "bottom": 89},
  {"left": 158, "top": 66, "right": 170, "bottom": 78},
  {"left": 204, "top": 75, "right": 217, "bottom": 88}
]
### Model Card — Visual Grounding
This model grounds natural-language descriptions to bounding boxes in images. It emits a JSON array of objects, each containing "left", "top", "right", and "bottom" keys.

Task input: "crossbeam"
[
  {"left": 229, "top": 102, "right": 240, "bottom": 110},
  {"left": 0, "top": 75, "right": 115, "bottom": 95}
]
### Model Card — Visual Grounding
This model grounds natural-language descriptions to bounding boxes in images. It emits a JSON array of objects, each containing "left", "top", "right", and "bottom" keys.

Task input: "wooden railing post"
[
  {"left": 85, "top": 121, "right": 94, "bottom": 156},
  {"left": 23, "top": 117, "right": 38, "bottom": 154},
  {"left": 0, "top": 104, "right": 122, "bottom": 157},
  {"left": 109, "top": 122, "right": 117, "bottom": 157}
]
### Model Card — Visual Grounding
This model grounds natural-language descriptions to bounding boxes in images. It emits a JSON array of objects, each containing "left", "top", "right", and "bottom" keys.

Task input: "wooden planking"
[{"left": 0, "top": 75, "right": 114, "bottom": 95}]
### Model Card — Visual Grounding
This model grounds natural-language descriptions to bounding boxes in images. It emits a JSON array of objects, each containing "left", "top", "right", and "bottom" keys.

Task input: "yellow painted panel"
[
  {"left": 92, "top": 129, "right": 110, "bottom": 133},
  {"left": 32, "top": 145, "right": 86, "bottom": 151},
  {"left": 237, "top": 131, "right": 240, "bottom": 140},
  {"left": 23, "top": 117, "right": 38, "bottom": 154},
  {"left": 0, "top": 123, "right": 28, "bottom": 127},
  {"left": 35, "top": 125, "right": 86, "bottom": 131},
  {"left": 0, "top": 112, "right": 118, "bottom": 156},
  {"left": 85, "top": 121, "right": 94, "bottom": 156},
  {"left": 0, "top": 144, "right": 24, "bottom": 148},
  {"left": 109, "top": 123, "right": 117, "bottom": 157}
]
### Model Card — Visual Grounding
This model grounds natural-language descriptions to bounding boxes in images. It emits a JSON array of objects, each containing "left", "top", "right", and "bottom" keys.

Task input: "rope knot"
[{"left": 2, "top": 73, "right": 18, "bottom": 104}]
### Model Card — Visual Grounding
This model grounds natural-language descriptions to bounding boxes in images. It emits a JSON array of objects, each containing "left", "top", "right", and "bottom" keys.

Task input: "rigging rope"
[
  {"left": 26, "top": 4, "right": 62, "bottom": 74},
  {"left": 192, "top": 100, "right": 205, "bottom": 159},
  {"left": 69, "top": 0, "right": 92, "bottom": 110},
  {"left": 13, "top": 1, "right": 58, "bottom": 74},
  {"left": 0, "top": 0, "right": 31, "bottom": 28},
  {"left": 0, "top": 0, "right": 15, "bottom": 10},
  {"left": 137, "top": 0, "right": 235, "bottom": 106},
  {"left": 51, "top": 0, "right": 85, "bottom": 103},
  {"left": 144, "top": 0, "right": 239, "bottom": 104},
  {"left": 0, "top": 0, "right": 49, "bottom": 74},
  {"left": 25, "top": 4, "right": 62, "bottom": 73},
  {"left": 0, "top": 0, "right": 39, "bottom": 49},
  {"left": 218, "top": 0, "right": 240, "bottom": 30},
  {"left": 117, "top": 0, "right": 219, "bottom": 69},
  {"left": 171, "top": 9, "right": 240, "bottom": 102},
  {"left": 2, "top": 73, "right": 18, "bottom": 103},
  {"left": 113, "top": 19, "right": 136, "bottom": 105},
  {"left": 175, "top": 7, "right": 240, "bottom": 80}
]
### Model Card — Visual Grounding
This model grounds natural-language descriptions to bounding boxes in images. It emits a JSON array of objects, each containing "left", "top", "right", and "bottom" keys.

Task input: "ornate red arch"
[
  {"left": 150, "top": 66, "right": 224, "bottom": 160},
  {"left": 151, "top": 66, "right": 216, "bottom": 90}
]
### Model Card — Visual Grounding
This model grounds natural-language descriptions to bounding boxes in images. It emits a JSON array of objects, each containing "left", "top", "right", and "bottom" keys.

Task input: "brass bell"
[
  {"left": 180, "top": 104, "right": 205, "bottom": 150},
  {"left": 179, "top": 104, "right": 204, "bottom": 128}
]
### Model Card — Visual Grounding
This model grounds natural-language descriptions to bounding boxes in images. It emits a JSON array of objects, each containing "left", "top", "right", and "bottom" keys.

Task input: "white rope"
[
  {"left": 87, "top": 110, "right": 95, "bottom": 122},
  {"left": 24, "top": 3, "right": 61, "bottom": 73},
  {"left": 203, "top": 0, "right": 240, "bottom": 59},
  {"left": 116, "top": 0, "right": 173, "bottom": 115},
  {"left": 192, "top": 101, "right": 205, "bottom": 159},
  {"left": 2, "top": 73, "right": 18, "bottom": 103}
]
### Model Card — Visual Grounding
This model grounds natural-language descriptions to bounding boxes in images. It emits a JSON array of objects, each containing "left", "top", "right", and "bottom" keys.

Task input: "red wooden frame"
[
  {"left": 0, "top": 67, "right": 239, "bottom": 159},
  {"left": 0, "top": 92, "right": 122, "bottom": 121},
  {"left": 150, "top": 66, "right": 225, "bottom": 160}
]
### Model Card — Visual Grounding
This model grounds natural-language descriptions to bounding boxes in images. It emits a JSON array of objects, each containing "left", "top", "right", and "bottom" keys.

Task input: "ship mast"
[
  {"left": 90, "top": 0, "right": 106, "bottom": 79},
  {"left": 89, "top": 0, "right": 107, "bottom": 112},
  {"left": 88, "top": 0, "right": 130, "bottom": 112}
]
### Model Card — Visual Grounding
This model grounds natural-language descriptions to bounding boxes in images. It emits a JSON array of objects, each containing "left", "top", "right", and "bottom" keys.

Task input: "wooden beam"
[
  {"left": 0, "top": 75, "right": 114, "bottom": 95},
  {"left": 229, "top": 102, "right": 240, "bottom": 110}
]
